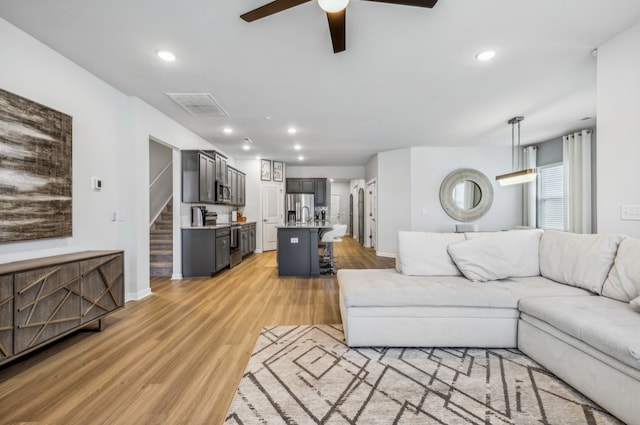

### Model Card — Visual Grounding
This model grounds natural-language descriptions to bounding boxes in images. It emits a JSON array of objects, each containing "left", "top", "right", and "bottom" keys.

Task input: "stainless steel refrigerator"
[{"left": 286, "top": 193, "right": 314, "bottom": 224}]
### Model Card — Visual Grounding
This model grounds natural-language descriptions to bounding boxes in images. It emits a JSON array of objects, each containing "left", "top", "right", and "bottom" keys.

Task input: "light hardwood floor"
[{"left": 0, "top": 236, "right": 394, "bottom": 425}]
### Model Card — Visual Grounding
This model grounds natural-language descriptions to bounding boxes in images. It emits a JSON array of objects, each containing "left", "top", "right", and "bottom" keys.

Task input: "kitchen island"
[{"left": 277, "top": 222, "right": 332, "bottom": 277}]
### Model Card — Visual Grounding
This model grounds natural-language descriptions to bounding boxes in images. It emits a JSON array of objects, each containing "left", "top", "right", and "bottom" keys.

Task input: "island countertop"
[{"left": 277, "top": 221, "right": 332, "bottom": 229}]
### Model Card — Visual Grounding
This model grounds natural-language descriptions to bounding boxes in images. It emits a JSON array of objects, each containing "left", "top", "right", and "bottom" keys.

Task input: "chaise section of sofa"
[
  {"left": 338, "top": 269, "right": 591, "bottom": 347},
  {"left": 518, "top": 296, "right": 640, "bottom": 425}
]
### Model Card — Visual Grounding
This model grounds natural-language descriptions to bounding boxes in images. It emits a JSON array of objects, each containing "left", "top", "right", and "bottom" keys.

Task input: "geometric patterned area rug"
[{"left": 225, "top": 325, "right": 623, "bottom": 425}]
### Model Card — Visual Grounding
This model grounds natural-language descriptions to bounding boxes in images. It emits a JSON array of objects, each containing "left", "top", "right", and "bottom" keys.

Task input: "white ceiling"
[{"left": 1, "top": 0, "right": 640, "bottom": 166}]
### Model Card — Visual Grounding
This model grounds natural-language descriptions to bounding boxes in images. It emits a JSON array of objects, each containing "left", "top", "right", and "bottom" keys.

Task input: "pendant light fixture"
[{"left": 496, "top": 116, "right": 537, "bottom": 186}]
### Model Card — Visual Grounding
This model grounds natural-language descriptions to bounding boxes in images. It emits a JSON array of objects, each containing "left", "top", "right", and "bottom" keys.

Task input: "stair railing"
[{"left": 150, "top": 160, "right": 173, "bottom": 225}]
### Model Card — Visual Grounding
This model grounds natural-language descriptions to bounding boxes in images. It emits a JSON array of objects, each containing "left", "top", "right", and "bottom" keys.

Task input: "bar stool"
[{"left": 319, "top": 224, "right": 347, "bottom": 275}]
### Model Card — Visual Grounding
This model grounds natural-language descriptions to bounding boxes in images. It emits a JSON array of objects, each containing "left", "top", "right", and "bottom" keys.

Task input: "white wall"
[
  {"left": 410, "top": 147, "right": 521, "bottom": 233},
  {"left": 375, "top": 147, "right": 521, "bottom": 256},
  {"left": 286, "top": 165, "right": 365, "bottom": 180},
  {"left": 365, "top": 155, "right": 378, "bottom": 183},
  {"left": 597, "top": 21, "right": 640, "bottom": 237},
  {"left": 377, "top": 149, "right": 412, "bottom": 256},
  {"left": 0, "top": 18, "right": 221, "bottom": 300}
]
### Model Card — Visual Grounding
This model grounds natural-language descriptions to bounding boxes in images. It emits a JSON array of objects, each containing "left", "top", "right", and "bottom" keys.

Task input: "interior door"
[
  {"left": 348, "top": 193, "right": 353, "bottom": 235},
  {"left": 262, "top": 183, "right": 282, "bottom": 251},
  {"left": 358, "top": 188, "right": 365, "bottom": 246},
  {"left": 330, "top": 195, "right": 340, "bottom": 225},
  {"left": 367, "top": 180, "right": 378, "bottom": 250}
]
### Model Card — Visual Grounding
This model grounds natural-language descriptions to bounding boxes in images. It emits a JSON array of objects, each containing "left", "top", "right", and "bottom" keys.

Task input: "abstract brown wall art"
[{"left": 0, "top": 89, "right": 72, "bottom": 242}]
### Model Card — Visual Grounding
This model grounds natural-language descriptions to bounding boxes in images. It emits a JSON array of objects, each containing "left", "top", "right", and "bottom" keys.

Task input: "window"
[{"left": 537, "top": 163, "right": 564, "bottom": 230}]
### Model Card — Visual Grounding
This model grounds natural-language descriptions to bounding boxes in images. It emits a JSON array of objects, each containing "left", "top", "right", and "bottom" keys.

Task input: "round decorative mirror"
[{"left": 440, "top": 168, "right": 493, "bottom": 222}]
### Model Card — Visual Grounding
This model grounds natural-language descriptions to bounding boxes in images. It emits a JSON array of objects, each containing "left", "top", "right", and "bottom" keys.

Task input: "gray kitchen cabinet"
[
  {"left": 229, "top": 167, "right": 238, "bottom": 206},
  {"left": 237, "top": 173, "right": 246, "bottom": 206},
  {"left": 239, "top": 223, "right": 256, "bottom": 257},
  {"left": 248, "top": 223, "right": 256, "bottom": 253},
  {"left": 182, "top": 151, "right": 216, "bottom": 203},
  {"left": 286, "top": 178, "right": 315, "bottom": 194},
  {"left": 182, "top": 227, "right": 230, "bottom": 276},
  {"left": 182, "top": 229, "right": 215, "bottom": 277},
  {"left": 240, "top": 226, "right": 249, "bottom": 256},
  {"left": 215, "top": 153, "right": 227, "bottom": 184},
  {"left": 314, "top": 179, "right": 327, "bottom": 206},
  {"left": 215, "top": 228, "right": 230, "bottom": 271}
]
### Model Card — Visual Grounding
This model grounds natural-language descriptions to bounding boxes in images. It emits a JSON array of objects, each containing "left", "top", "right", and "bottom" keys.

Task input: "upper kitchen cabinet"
[
  {"left": 286, "top": 178, "right": 327, "bottom": 206},
  {"left": 286, "top": 178, "right": 314, "bottom": 194},
  {"left": 237, "top": 173, "right": 246, "bottom": 206},
  {"left": 214, "top": 153, "right": 228, "bottom": 184},
  {"left": 227, "top": 166, "right": 246, "bottom": 207},
  {"left": 182, "top": 151, "right": 216, "bottom": 203},
  {"left": 314, "top": 179, "right": 327, "bottom": 206}
]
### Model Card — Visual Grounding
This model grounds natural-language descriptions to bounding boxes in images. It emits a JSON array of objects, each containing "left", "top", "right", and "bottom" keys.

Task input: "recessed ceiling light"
[
  {"left": 294, "top": 144, "right": 301, "bottom": 151},
  {"left": 223, "top": 127, "right": 233, "bottom": 134},
  {"left": 242, "top": 145, "right": 251, "bottom": 151},
  {"left": 298, "top": 155, "right": 304, "bottom": 161},
  {"left": 475, "top": 50, "right": 496, "bottom": 62},
  {"left": 157, "top": 50, "right": 176, "bottom": 62},
  {"left": 288, "top": 127, "right": 297, "bottom": 135}
]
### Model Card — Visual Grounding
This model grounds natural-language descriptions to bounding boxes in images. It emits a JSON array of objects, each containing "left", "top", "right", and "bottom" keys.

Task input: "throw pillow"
[
  {"left": 397, "top": 231, "right": 464, "bottom": 276},
  {"left": 631, "top": 296, "right": 640, "bottom": 312},
  {"left": 446, "top": 229, "right": 543, "bottom": 282},
  {"left": 602, "top": 237, "right": 640, "bottom": 302},
  {"left": 539, "top": 230, "right": 624, "bottom": 294}
]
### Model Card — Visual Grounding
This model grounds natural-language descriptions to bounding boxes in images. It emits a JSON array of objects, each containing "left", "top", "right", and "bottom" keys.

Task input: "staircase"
[{"left": 150, "top": 199, "right": 173, "bottom": 277}]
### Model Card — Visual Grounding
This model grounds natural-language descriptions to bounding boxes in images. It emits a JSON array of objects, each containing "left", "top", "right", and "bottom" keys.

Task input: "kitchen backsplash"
[{"left": 180, "top": 203, "right": 242, "bottom": 226}]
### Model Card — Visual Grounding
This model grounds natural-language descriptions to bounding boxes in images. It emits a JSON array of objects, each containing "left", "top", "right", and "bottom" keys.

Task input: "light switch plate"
[
  {"left": 91, "top": 177, "right": 102, "bottom": 191},
  {"left": 621, "top": 205, "right": 640, "bottom": 221}
]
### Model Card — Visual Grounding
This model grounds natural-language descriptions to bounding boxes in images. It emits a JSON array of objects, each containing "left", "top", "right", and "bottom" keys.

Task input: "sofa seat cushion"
[
  {"left": 337, "top": 269, "right": 590, "bottom": 309},
  {"left": 519, "top": 296, "right": 640, "bottom": 370},
  {"left": 539, "top": 230, "right": 623, "bottom": 294},
  {"left": 447, "top": 229, "right": 542, "bottom": 281}
]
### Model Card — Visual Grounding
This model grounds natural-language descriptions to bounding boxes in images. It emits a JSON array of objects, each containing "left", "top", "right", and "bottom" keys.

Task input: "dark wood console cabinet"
[{"left": 0, "top": 251, "right": 124, "bottom": 366}]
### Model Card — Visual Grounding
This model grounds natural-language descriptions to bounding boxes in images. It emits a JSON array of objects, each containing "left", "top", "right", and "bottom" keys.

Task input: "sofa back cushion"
[
  {"left": 446, "top": 229, "right": 543, "bottom": 282},
  {"left": 397, "top": 231, "right": 464, "bottom": 276},
  {"left": 539, "top": 230, "right": 623, "bottom": 294},
  {"left": 602, "top": 237, "right": 640, "bottom": 302}
]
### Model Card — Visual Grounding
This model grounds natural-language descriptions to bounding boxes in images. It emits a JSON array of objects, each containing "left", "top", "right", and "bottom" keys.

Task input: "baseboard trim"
[
  {"left": 171, "top": 273, "right": 183, "bottom": 280},
  {"left": 126, "top": 288, "right": 152, "bottom": 302},
  {"left": 377, "top": 251, "right": 396, "bottom": 258}
]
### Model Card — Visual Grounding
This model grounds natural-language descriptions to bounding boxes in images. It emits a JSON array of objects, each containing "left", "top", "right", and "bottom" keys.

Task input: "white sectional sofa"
[{"left": 337, "top": 229, "right": 640, "bottom": 425}]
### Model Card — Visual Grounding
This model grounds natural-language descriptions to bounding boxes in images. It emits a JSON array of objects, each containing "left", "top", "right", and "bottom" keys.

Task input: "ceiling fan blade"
[
  {"left": 326, "top": 10, "right": 346, "bottom": 54},
  {"left": 363, "top": 0, "right": 438, "bottom": 8},
  {"left": 241, "top": 0, "right": 311, "bottom": 22}
]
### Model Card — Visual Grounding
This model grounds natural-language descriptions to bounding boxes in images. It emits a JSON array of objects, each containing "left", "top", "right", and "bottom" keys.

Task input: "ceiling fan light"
[{"left": 318, "top": 0, "right": 349, "bottom": 13}]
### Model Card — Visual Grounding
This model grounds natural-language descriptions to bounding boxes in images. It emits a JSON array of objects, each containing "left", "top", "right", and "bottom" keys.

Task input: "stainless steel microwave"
[{"left": 216, "top": 181, "right": 231, "bottom": 204}]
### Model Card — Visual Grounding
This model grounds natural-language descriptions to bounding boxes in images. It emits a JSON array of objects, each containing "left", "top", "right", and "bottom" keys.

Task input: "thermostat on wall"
[{"left": 91, "top": 177, "right": 103, "bottom": 191}]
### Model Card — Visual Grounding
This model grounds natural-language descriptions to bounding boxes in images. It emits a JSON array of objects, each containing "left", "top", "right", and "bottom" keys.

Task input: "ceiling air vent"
[{"left": 166, "top": 93, "right": 229, "bottom": 117}]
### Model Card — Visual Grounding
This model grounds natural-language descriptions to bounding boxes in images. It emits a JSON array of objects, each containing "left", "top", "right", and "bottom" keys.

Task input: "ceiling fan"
[{"left": 240, "top": 0, "right": 438, "bottom": 54}]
